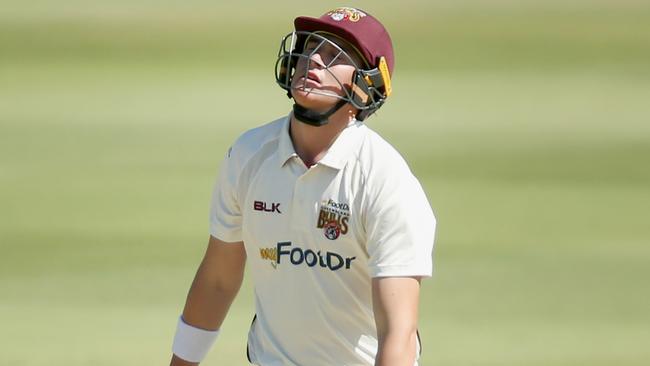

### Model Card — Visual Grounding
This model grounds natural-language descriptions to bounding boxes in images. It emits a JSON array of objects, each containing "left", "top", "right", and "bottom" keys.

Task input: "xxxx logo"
[{"left": 259, "top": 247, "right": 278, "bottom": 269}]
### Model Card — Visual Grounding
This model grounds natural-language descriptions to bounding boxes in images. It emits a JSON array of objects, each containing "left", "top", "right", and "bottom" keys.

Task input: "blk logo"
[{"left": 254, "top": 200, "right": 282, "bottom": 214}]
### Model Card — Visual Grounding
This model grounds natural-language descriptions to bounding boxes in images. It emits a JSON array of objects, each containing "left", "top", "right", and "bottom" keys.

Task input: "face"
[{"left": 290, "top": 34, "right": 364, "bottom": 113}]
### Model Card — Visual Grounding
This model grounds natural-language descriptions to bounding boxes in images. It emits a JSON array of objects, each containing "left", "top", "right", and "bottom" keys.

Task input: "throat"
[
  {"left": 298, "top": 153, "right": 325, "bottom": 168},
  {"left": 288, "top": 104, "right": 355, "bottom": 169},
  {"left": 301, "top": 158, "right": 316, "bottom": 168},
  {"left": 289, "top": 122, "right": 339, "bottom": 168}
]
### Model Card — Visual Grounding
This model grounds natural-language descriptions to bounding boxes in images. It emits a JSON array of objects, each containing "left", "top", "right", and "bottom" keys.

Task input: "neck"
[{"left": 289, "top": 104, "right": 356, "bottom": 167}]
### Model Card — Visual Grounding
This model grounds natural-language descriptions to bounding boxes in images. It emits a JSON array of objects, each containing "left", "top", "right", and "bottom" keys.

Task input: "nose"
[{"left": 307, "top": 51, "right": 326, "bottom": 69}]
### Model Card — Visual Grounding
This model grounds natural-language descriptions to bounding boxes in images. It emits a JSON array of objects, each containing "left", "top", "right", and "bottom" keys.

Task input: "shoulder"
[
  {"left": 355, "top": 126, "right": 431, "bottom": 208},
  {"left": 357, "top": 126, "right": 413, "bottom": 180},
  {"left": 356, "top": 127, "right": 435, "bottom": 225},
  {"left": 227, "top": 115, "right": 287, "bottom": 166}
]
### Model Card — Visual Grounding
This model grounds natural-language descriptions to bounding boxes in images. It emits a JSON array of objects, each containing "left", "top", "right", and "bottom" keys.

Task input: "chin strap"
[{"left": 292, "top": 99, "right": 349, "bottom": 126}]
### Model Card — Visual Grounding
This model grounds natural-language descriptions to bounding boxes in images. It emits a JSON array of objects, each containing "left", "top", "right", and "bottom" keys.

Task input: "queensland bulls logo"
[{"left": 317, "top": 199, "right": 350, "bottom": 240}]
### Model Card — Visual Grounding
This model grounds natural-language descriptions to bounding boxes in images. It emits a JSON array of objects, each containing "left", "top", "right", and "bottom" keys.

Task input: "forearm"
[
  {"left": 170, "top": 353, "right": 199, "bottom": 366},
  {"left": 170, "top": 238, "right": 246, "bottom": 365},
  {"left": 170, "top": 272, "right": 241, "bottom": 366},
  {"left": 375, "top": 330, "right": 418, "bottom": 366},
  {"left": 181, "top": 265, "right": 242, "bottom": 330},
  {"left": 372, "top": 276, "right": 421, "bottom": 366}
]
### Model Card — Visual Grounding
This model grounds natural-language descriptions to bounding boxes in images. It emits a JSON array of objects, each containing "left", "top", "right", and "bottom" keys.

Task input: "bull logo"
[{"left": 324, "top": 221, "right": 341, "bottom": 240}]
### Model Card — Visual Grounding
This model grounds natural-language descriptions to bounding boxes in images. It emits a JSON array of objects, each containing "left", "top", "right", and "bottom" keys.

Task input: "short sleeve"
[
  {"left": 365, "top": 168, "right": 436, "bottom": 278},
  {"left": 209, "top": 147, "right": 243, "bottom": 242}
]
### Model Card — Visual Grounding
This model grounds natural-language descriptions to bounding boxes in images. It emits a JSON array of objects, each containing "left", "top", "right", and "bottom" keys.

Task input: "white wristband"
[{"left": 172, "top": 316, "right": 220, "bottom": 363}]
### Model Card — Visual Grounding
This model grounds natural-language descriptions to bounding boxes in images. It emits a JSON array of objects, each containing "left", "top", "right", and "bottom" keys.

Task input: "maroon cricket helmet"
[{"left": 294, "top": 7, "right": 395, "bottom": 75}]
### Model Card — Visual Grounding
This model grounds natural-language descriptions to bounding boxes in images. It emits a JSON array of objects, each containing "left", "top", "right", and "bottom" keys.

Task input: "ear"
[{"left": 349, "top": 66, "right": 390, "bottom": 121}]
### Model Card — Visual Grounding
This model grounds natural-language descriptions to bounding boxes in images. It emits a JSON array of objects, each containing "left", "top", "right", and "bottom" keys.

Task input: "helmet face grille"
[{"left": 275, "top": 31, "right": 388, "bottom": 118}]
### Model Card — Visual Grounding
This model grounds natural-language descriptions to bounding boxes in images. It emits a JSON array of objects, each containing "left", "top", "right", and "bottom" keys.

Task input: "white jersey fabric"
[{"left": 209, "top": 114, "right": 436, "bottom": 366}]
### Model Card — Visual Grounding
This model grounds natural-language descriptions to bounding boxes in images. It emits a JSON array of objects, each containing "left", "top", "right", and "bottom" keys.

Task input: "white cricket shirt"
[{"left": 209, "top": 115, "right": 435, "bottom": 366}]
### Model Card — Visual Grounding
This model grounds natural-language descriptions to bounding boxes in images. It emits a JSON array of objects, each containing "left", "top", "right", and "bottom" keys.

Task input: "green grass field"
[{"left": 1, "top": 1, "right": 649, "bottom": 365}]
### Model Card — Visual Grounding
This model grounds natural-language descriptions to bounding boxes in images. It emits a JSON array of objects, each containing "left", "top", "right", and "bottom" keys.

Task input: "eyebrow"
[
  {"left": 306, "top": 37, "right": 349, "bottom": 55},
  {"left": 303, "top": 34, "right": 365, "bottom": 66}
]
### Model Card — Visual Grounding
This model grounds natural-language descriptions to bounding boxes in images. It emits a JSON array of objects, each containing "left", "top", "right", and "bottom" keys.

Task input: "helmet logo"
[{"left": 327, "top": 7, "right": 367, "bottom": 22}]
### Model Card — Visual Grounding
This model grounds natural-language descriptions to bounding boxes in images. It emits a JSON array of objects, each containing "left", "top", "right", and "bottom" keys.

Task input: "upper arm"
[
  {"left": 372, "top": 276, "right": 421, "bottom": 339},
  {"left": 196, "top": 235, "right": 246, "bottom": 291},
  {"left": 209, "top": 147, "right": 244, "bottom": 242}
]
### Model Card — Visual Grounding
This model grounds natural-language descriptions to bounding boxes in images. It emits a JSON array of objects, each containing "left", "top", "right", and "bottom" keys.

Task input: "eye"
[
  {"left": 329, "top": 56, "right": 344, "bottom": 65},
  {"left": 330, "top": 52, "right": 353, "bottom": 66},
  {"left": 303, "top": 41, "right": 319, "bottom": 53}
]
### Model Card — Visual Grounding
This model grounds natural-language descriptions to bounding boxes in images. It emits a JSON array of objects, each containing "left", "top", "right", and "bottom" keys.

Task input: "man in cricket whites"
[{"left": 170, "top": 6, "right": 436, "bottom": 366}]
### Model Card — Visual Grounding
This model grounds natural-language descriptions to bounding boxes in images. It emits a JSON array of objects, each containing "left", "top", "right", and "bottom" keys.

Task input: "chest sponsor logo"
[
  {"left": 259, "top": 242, "right": 356, "bottom": 271},
  {"left": 317, "top": 199, "right": 350, "bottom": 240},
  {"left": 254, "top": 200, "right": 282, "bottom": 214}
]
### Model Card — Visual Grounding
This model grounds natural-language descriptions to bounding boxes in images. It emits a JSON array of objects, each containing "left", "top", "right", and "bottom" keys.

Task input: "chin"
[{"left": 292, "top": 89, "right": 340, "bottom": 112}]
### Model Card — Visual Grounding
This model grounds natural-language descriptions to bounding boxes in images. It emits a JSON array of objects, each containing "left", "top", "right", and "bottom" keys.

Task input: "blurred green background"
[{"left": 1, "top": 1, "right": 649, "bottom": 365}]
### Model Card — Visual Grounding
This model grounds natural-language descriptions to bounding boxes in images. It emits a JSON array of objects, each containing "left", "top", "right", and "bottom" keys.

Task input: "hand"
[{"left": 170, "top": 354, "right": 199, "bottom": 366}]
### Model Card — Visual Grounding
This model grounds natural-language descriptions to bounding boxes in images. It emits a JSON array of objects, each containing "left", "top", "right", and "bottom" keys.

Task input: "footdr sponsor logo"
[{"left": 260, "top": 242, "right": 356, "bottom": 271}]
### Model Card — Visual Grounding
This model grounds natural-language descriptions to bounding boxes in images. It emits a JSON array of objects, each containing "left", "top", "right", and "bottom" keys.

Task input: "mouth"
[
  {"left": 306, "top": 70, "right": 321, "bottom": 83},
  {"left": 297, "top": 76, "right": 322, "bottom": 88}
]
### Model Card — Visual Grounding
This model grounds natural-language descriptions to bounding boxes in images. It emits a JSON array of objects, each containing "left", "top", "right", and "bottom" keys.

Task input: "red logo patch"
[{"left": 324, "top": 221, "right": 341, "bottom": 240}]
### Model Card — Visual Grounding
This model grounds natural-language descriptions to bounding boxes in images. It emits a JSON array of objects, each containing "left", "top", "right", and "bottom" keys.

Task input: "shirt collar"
[
  {"left": 277, "top": 116, "right": 299, "bottom": 166},
  {"left": 277, "top": 114, "right": 366, "bottom": 170}
]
